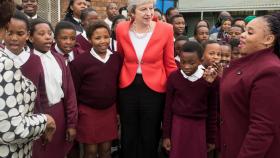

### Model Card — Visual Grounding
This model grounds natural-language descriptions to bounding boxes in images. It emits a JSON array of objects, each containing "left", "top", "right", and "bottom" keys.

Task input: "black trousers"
[{"left": 119, "top": 75, "right": 165, "bottom": 158}]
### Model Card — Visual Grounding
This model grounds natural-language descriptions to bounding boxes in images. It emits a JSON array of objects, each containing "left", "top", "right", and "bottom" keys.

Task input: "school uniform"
[
  {"left": 4, "top": 48, "right": 48, "bottom": 113},
  {"left": 76, "top": 31, "right": 92, "bottom": 53},
  {"left": 174, "top": 55, "right": 180, "bottom": 68},
  {"left": 70, "top": 48, "right": 121, "bottom": 143},
  {"left": 64, "top": 15, "right": 83, "bottom": 34},
  {"left": 220, "top": 47, "right": 280, "bottom": 158},
  {"left": 32, "top": 50, "right": 78, "bottom": 158},
  {"left": 162, "top": 66, "right": 218, "bottom": 158},
  {"left": 51, "top": 43, "right": 84, "bottom": 63}
]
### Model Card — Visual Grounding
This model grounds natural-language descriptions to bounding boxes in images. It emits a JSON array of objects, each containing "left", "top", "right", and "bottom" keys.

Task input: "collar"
[
  {"left": 90, "top": 48, "right": 113, "bottom": 63},
  {"left": 175, "top": 55, "right": 180, "bottom": 62},
  {"left": 55, "top": 44, "right": 74, "bottom": 60},
  {"left": 73, "top": 16, "right": 81, "bottom": 23},
  {"left": 26, "top": 14, "right": 38, "bottom": 19},
  {"left": 33, "top": 49, "right": 53, "bottom": 59},
  {"left": 4, "top": 47, "right": 30, "bottom": 67},
  {"left": 81, "top": 30, "right": 89, "bottom": 41},
  {"left": 180, "top": 65, "right": 204, "bottom": 82}
]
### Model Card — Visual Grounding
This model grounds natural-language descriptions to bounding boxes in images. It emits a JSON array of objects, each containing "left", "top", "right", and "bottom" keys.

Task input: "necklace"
[{"left": 131, "top": 22, "right": 152, "bottom": 39}]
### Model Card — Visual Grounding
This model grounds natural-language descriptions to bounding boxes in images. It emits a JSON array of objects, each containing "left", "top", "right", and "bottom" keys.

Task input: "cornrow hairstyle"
[
  {"left": 86, "top": 20, "right": 110, "bottom": 40},
  {"left": 54, "top": 21, "right": 76, "bottom": 39},
  {"left": 0, "top": 0, "right": 16, "bottom": 28},
  {"left": 181, "top": 41, "right": 203, "bottom": 59},
  {"left": 263, "top": 12, "right": 280, "bottom": 58}
]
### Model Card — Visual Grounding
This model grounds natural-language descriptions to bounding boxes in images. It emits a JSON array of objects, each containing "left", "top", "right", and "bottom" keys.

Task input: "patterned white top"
[{"left": 0, "top": 49, "right": 47, "bottom": 158}]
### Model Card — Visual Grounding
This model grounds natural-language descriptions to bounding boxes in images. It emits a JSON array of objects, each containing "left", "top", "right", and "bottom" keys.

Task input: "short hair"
[
  {"left": 230, "top": 24, "right": 245, "bottom": 32},
  {"left": 0, "top": 0, "right": 16, "bottom": 28},
  {"left": 175, "top": 35, "right": 189, "bottom": 43},
  {"left": 86, "top": 20, "right": 110, "bottom": 39},
  {"left": 194, "top": 20, "right": 210, "bottom": 29},
  {"left": 54, "top": 21, "right": 76, "bottom": 39},
  {"left": 12, "top": 10, "right": 30, "bottom": 31},
  {"left": 194, "top": 25, "right": 209, "bottom": 36},
  {"left": 154, "top": 8, "right": 162, "bottom": 15},
  {"left": 201, "top": 40, "right": 219, "bottom": 53},
  {"left": 106, "top": 2, "right": 117, "bottom": 10},
  {"left": 30, "top": 18, "right": 53, "bottom": 36},
  {"left": 127, "top": 0, "right": 156, "bottom": 13},
  {"left": 170, "top": 14, "right": 185, "bottom": 23},
  {"left": 80, "top": 8, "right": 97, "bottom": 21},
  {"left": 112, "top": 14, "right": 126, "bottom": 29},
  {"left": 229, "top": 38, "right": 240, "bottom": 48},
  {"left": 233, "top": 17, "right": 244, "bottom": 24},
  {"left": 165, "top": 7, "right": 177, "bottom": 17},
  {"left": 220, "top": 42, "right": 232, "bottom": 51},
  {"left": 180, "top": 41, "right": 203, "bottom": 59}
]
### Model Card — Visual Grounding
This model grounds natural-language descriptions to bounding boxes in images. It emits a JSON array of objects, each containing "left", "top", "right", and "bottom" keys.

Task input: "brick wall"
[{"left": 60, "top": 0, "right": 128, "bottom": 19}]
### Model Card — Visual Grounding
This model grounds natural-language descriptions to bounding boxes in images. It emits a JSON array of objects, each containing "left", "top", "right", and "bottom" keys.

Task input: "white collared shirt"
[
  {"left": 104, "top": 17, "right": 112, "bottom": 29},
  {"left": 175, "top": 55, "right": 180, "bottom": 62},
  {"left": 180, "top": 65, "right": 205, "bottom": 82},
  {"left": 90, "top": 48, "right": 113, "bottom": 63},
  {"left": 55, "top": 44, "right": 74, "bottom": 62},
  {"left": 34, "top": 49, "right": 64, "bottom": 105},
  {"left": 81, "top": 30, "right": 89, "bottom": 41},
  {"left": 26, "top": 14, "right": 38, "bottom": 20},
  {"left": 4, "top": 47, "right": 30, "bottom": 67},
  {"left": 73, "top": 16, "right": 81, "bottom": 23}
]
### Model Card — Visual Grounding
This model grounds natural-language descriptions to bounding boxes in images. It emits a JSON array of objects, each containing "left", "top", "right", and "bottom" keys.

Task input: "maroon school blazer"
[{"left": 220, "top": 47, "right": 280, "bottom": 158}]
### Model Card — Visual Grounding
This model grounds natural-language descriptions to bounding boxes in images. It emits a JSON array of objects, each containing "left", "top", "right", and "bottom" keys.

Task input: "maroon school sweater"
[
  {"left": 21, "top": 54, "right": 48, "bottom": 113},
  {"left": 76, "top": 34, "right": 92, "bottom": 53},
  {"left": 162, "top": 69, "right": 218, "bottom": 143},
  {"left": 70, "top": 51, "right": 121, "bottom": 109}
]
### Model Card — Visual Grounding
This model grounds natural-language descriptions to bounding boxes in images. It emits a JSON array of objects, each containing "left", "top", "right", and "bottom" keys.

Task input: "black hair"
[
  {"left": 65, "top": 0, "right": 75, "bottom": 18},
  {"left": 263, "top": 13, "right": 280, "bottom": 57},
  {"left": 154, "top": 8, "right": 162, "bottom": 15},
  {"left": 30, "top": 18, "right": 53, "bottom": 36},
  {"left": 194, "top": 19, "right": 210, "bottom": 29},
  {"left": 111, "top": 14, "right": 126, "bottom": 39},
  {"left": 215, "top": 11, "right": 231, "bottom": 28},
  {"left": 220, "top": 42, "right": 232, "bottom": 51},
  {"left": 180, "top": 41, "right": 203, "bottom": 59},
  {"left": 230, "top": 24, "right": 245, "bottom": 32},
  {"left": 201, "top": 40, "right": 219, "bottom": 53},
  {"left": 170, "top": 14, "right": 185, "bottom": 24},
  {"left": 233, "top": 17, "right": 245, "bottom": 25},
  {"left": 0, "top": 0, "right": 15, "bottom": 28},
  {"left": 175, "top": 35, "right": 189, "bottom": 43},
  {"left": 80, "top": 8, "right": 96, "bottom": 21},
  {"left": 194, "top": 25, "right": 209, "bottom": 36},
  {"left": 229, "top": 38, "right": 240, "bottom": 49},
  {"left": 86, "top": 20, "right": 110, "bottom": 39},
  {"left": 54, "top": 21, "right": 76, "bottom": 39},
  {"left": 165, "top": 7, "right": 177, "bottom": 17},
  {"left": 118, "top": 6, "right": 127, "bottom": 15},
  {"left": 12, "top": 10, "right": 30, "bottom": 31}
]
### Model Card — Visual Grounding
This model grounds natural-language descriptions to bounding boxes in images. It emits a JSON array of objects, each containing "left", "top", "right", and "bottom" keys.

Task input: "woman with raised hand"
[
  {"left": 0, "top": 0, "right": 56, "bottom": 157},
  {"left": 116, "top": 0, "right": 177, "bottom": 157}
]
